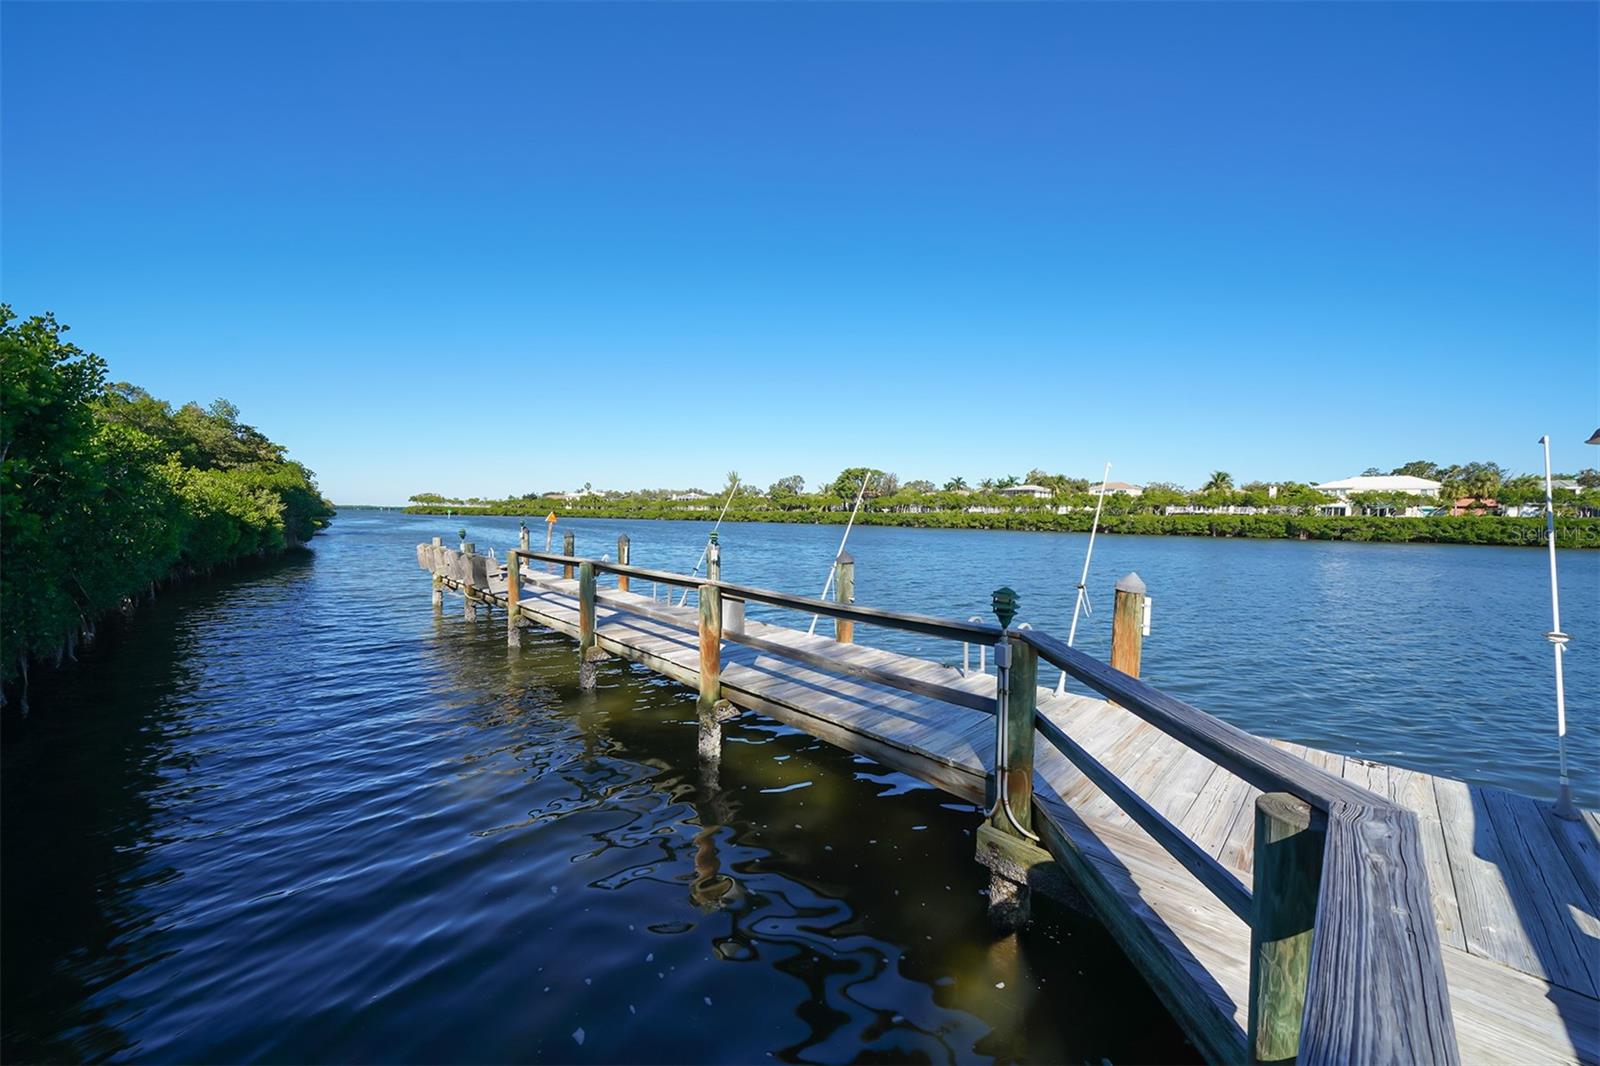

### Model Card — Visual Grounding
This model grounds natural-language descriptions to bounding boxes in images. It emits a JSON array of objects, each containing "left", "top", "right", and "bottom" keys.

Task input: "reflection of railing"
[{"left": 472, "top": 542, "right": 1460, "bottom": 1065}]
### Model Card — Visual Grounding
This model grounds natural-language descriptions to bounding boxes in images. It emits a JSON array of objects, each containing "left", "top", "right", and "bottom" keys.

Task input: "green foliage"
[{"left": 1, "top": 306, "right": 333, "bottom": 686}]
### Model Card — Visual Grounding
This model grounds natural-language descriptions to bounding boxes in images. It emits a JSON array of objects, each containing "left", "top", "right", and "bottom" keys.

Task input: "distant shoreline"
[{"left": 400, "top": 504, "right": 1599, "bottom": 549}]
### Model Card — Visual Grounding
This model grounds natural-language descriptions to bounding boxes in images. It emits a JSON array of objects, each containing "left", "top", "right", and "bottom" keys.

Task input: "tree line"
[
  {"left": 410, "top": 460, "right": 1600, "bottom": 517},
  {"left": 1, "top": 307, "right": 335, "bottom": 700}
]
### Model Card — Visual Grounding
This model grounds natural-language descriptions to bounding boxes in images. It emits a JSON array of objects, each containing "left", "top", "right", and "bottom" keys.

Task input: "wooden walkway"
[{"left": 421, "top": 543, "right": 1597, "bottom": 1064}]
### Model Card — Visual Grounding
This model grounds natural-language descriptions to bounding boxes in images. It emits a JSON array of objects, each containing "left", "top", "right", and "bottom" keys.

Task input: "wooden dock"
[{"left": 419, "top": 535, "right": 1598, "bottom": 1065}]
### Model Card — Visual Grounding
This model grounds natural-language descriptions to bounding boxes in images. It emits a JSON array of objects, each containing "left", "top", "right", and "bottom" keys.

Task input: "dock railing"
[{"left": 481, "top": 543, "right": 1459, "bottom": 1065}]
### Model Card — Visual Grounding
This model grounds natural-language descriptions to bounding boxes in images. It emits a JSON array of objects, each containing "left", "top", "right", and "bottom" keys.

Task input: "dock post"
[
  {"left": 1247, "top": 792, "right": 1326, "bottom": 1064},
  {"left": 431, "top": 536, "right": 443, "bottom": 609},
  {"left": 834, "top": 551, "right": 855, "bottom": 643},
  {"left": 577, "top": 561, "right": 599, "bottom": 690},
  {"left": 1111, "top": 572, "right": 1147, "bottom": 678},
  {"left": 507, "top": 550, "right": 522, "bottom": 645},
  {"left": 706, "top": 535, "right": 743, "bottom": 634},
  {"left": 462, "top": 542, "right": 478, "bottom": 620},
  {"left": 980, "top": 623, "right": 1040, "bottom": 930},
  {"left": 519, "top": 523, "right": 530, "bottom": 554},
  {"left": 616, "top": 535, "right": 630, "bottom": 592},
  {"left": 563, "top": 533, "right": 575, "bottom": 580},
  {"left": 697, "top": 581, "right": 734, "bottom": 762}
]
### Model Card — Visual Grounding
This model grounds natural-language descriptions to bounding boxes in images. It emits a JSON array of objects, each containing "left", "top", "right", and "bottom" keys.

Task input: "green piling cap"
[{"left": 991, "top": 586, "right": 1020, "bottom": 629}]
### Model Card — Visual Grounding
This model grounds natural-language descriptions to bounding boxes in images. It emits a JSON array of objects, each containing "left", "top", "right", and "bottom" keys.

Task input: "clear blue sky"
[{"left": 4, "top": 3, "right": 1596, "bottom": 504}]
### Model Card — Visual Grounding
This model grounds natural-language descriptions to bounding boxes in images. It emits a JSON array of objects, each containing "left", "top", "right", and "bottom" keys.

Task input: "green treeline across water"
[
  {"left": 1, "top": 307, "right": 334, "bottom": 692},
  {"left": 408, "top": 498, "right": 1600, "bottom": 549}
]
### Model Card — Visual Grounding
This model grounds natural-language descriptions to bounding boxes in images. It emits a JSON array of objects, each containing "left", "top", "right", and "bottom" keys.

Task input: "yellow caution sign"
[{"left": 546, "top": 512, "right": 558, "bottom": 525}]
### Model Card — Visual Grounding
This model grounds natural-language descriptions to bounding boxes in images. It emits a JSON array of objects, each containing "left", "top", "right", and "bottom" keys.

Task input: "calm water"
[{"left": 3, "top": 513, "right": 1595, "bottom": 1063}]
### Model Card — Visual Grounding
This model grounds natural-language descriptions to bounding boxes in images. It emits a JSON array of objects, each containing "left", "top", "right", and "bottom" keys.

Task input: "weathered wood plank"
[
  {"left": 1435, "top": 775, "right": 1559, "bottom": 982},
  {"left": 1478, "top": 786, "right": 1599, "bottom": 997},
  {"left": 1387, "top": 764, "right": 1467, "bottom": 952},
  {"left": 1300, "top": 801, "right": 1459, "bottom": 1065}
]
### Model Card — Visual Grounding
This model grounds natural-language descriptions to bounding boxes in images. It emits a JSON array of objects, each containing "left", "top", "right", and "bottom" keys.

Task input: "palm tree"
[
  {"left": 1202, "top": 470, "right": 1234, "bottom": 493},
  {"left": 944, "top": 476, "right": 968, "bottom": 492}
]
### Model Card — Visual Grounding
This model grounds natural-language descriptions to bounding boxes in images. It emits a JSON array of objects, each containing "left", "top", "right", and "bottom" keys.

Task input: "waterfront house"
[
  {"left": 999, "top": 484, "right": 1052, "bottom": 500},
  {"left": 1451, "top": 496, "right": 1498, "bottom": 516},
  {"left": 1090, "top": 481, "right": 1144, "bottom": 497},
  {"left": 670, "top": 490, "right": 711, "bottom": 501},
  {"left": 1313, "top": 474, "right": 1442, "bottom": 516}
]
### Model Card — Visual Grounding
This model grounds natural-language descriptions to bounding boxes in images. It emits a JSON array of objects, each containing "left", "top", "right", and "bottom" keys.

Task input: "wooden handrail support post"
[
  {"left": 577, "top": 561, "right": 600, "bottom": 691},
  {"left": 698, "top": 582, "right": 721, "bottom": 709},
  {"left": 506, "top": 548, "right": 522, "bottom": 645},
  {"left": 519, "top": 524, "right": 530, "bottom": 553},
  {"left": 461, "top": 542, "right": 478, "bottom": 620},
  {"left": 1111, "top": 572, "right": 1146, "bottom": 678},
  {"left": 977, "top": 632, "right": 1052, "bottom": 931},
  {"left": 834, "top": 552, "right": 855, "bottom": 644},
  {"left": 430, "top": 536, "right": 443, "bottom": 609},
  {"left": 616, "top": 535, "right": 630, "bottom": 592},
  {"left": 1248, "top": 792, "right": 1326, "bottom": 1064},
  {"left": 563, "top": 533, "right": 576, "bottom": 580},
  {"left": 696, "top": 581, "right": 732, "bottom": 763}
]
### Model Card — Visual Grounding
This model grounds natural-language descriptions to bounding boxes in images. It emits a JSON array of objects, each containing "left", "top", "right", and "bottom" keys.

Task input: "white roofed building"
[
  {"left": 999, "top": 484, "right": 1052, "bottom": 500},
  {"left": 1313, "top": 475, "right": 1442, "bottom": 516}
]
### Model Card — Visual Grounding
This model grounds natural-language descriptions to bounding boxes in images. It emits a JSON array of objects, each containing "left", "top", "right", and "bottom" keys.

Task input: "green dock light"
[
  {"left": 709, "top": 530, "right": 719, "bottom": 545},
  {"left": 991, "top": 586, "right": 1019, "bottom": 630}
]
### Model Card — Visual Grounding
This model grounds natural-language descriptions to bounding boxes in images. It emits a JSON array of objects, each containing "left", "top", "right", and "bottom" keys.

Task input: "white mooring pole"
[
  {"left": 1057, "top": 462, "right": 1113, "bottom": 695},
  {"left": 1540, "top": 435, "right": 1576, "bottom": 820},
  {"left": 809, "top": 474, "right": 872, "bottom": 636}
]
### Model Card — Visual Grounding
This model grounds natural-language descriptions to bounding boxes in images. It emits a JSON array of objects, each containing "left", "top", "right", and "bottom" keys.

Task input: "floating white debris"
[
  {"left": 704, "top": 996, "right": 713, "bottom": 1006},
  {"left": 629, "top": 1005, "right": 636, "bottom": 1015},
  {"left": 573, "top": 1028, "right": 586, "bottom": 1045},
  {"left": 995, "top": 981, "right": 1006, "bottom": 989},
  {"left": 646, "top": 952, "right": 654, "bottom": 962}
]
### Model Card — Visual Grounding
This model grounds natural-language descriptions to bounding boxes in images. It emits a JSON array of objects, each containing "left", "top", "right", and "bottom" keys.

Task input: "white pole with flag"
[{"left": 1540, "top": 435, "right": 1576, "bottom": 820}]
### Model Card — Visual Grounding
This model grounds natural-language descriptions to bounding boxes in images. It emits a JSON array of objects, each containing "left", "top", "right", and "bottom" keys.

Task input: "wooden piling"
[
  {"left": 519, "top": 525, "right": 531, "bottom": 553},
  {"left": 985, "top": 633, "right": 1040, "bottom": 929},
  {"left": 1248, "top": 792, "right": 1327, "bottom": 1064},
  {"left": 707, "top": 536, "right": 721, "bottom": 583},
  {"left": 616, "top": 535, "right": 630, "bottom": 592},
  {"left": 993, "top": 635, "right": 1038, "bottom": 837},
  {"left": 578, "top": 562, "right": 596, "bottom": 652},
  {"left": 1111, "top": 572, "right": 1146, "bottom": 678},
  {"left": 834, "top": 551, "right": 855, "bottom": 643},
  {"left": 462, "top": 542, "right": 478, "bottom": 620},
  {"left": 506, "top": 549, "right": 521, "bottom": 643},
  {"left": 431, "top": 536, "right": 443, "bottom": 608},
  {"left": 698, "top": 582, "right": 722, "bottom": 708},
  {"left": 563, "top": 532, "right": 575, "bottom": 580}
]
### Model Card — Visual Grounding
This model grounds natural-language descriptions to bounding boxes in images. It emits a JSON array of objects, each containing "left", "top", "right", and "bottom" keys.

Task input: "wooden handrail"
[
  {"left": 514, "top": 550, "right": 703, "bottom": 591},
  {"left": 1019, "top": 628, "right": 1378, "bottom": 811},
  {"left": 1034, "top": 712, "right": 1251, "bottom": 920},
  {"left": 511, "top": 550, "right": 1004, "bottom": 645},
  {"left": 1299, "top": 801, "right": 1459, "bottom": 1065},
  {"left": 1018, "top": 627, "right": 1459, "bottom": 1064},
  {"left": 712, "top": 578, "right": 1003, "bottom": 644}
]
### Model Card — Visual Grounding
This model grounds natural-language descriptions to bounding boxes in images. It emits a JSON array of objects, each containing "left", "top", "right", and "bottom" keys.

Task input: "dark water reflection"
[{"left": 3, "top": 520, "right": 1189, "bottom": 1062}]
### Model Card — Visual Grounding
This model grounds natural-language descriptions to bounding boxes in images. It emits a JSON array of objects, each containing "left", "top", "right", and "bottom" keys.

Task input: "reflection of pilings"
[
  {"left": 690, "top": 720, "right": 739, "bottom": 912},
  {"left": 696, "top": 699, "right": 739, "bottom": 777}
]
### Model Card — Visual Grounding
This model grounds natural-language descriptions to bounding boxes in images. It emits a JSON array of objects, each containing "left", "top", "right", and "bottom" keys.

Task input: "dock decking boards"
[{"left": 441, "top": 562, "right": 1598, "bottom": 1064}]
